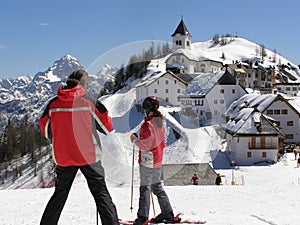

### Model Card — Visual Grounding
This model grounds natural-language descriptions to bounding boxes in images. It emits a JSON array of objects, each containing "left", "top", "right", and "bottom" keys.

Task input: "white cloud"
[
  {"left": 37, "top": 22, "right": 51, "bottom": 26},
  {"left": 0, "top": 45, "right": 6, "bottom": 49}
]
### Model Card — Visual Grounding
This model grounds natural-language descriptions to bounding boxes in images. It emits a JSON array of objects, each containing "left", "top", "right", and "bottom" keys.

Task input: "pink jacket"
[{"left": 135, "top": 116, "right": 166, "bottom": 168}]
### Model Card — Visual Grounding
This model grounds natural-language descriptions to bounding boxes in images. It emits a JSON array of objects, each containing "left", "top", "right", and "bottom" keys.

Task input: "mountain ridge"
[{"left": 0, "top": 37, "right": 299, "bottom": 134}]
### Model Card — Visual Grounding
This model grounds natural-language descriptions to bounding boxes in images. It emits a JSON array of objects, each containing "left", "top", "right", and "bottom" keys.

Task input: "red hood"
[{"left": 57, "top": 85, "right": 87, "bottom": 101}]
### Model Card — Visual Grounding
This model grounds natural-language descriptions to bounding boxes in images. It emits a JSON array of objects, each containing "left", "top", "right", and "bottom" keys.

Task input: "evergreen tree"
[
  {"left": 114, "top": 64, "right": 126, "bottom": 90},
  {"left": 19, "top": 114, "right": 30, "bottom": 156},
  {"left": 260, "top": 44, "right": 267, "bottom": 60},
  {"left": 162, "top": 42, "right": 172, "bottom": 56},
  {"left": 212, "top": 33, "right": 220, "bottom": 44},
  {"left": 156, "top": 44, "right": 162, "bottom": 57},
  {"left": 3, "top": 119, "right": 19, "bottom": 161}
]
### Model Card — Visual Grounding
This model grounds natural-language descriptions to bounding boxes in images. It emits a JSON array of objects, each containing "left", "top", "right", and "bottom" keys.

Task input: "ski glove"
[{"left": 130, "top": 133, "right": 138, "bottom": 143}]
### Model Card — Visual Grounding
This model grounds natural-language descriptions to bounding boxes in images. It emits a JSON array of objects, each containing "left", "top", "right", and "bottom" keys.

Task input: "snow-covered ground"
[
  {"left": 1, "top": 152, "right": 300, "bottom": 225},
  {"left": 1, "top": 90, "right": 300, "bottom": 225}
]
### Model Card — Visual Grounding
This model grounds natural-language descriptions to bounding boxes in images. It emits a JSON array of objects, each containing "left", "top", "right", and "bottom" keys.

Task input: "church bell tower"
[{"left": 171, "top": 17, "right": 192, "bottom": 51}]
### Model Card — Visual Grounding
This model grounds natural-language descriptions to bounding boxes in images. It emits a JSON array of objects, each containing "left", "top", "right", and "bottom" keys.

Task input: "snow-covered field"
[
  {"left": 1, "top": 152, "right": 300, "bottom": 225},
  {"left": 1, "top": 91, "right": 300, "bottom": 225}
]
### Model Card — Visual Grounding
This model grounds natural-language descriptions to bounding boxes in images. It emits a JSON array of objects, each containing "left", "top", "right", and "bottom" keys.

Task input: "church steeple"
[{"left": 171, "top": 17, "right": 192, "bottom": 51}]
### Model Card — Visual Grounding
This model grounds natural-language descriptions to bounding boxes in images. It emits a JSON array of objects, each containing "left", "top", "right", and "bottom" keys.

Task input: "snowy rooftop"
[
  {"left": 225, "top": 93, "right": 283, "bottom": 134},
  {"left": 182, "top": 71, "right": 225, "bottom": 96},
  {"left": 225, "top": 93, "right": 277, "bottom": 119}
]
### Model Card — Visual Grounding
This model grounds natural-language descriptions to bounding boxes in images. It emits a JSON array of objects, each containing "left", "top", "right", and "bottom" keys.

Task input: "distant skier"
[
  {"left": 38, "top": 70, "right": 119, "bottom": 225},
  {"left": 191, "top": 173, "right": 199, "bottom": 185},
  {"left": 215, "top": 173, "right": 222, "bottom": 185},
  {"left": 130, "top": 96, "right": 178, "bottom": 225},
  {"left": 294, "top": 150, "right": 297, "bottom": 160}
]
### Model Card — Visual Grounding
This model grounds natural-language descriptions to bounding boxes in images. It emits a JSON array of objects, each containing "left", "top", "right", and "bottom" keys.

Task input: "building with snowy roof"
[
  {"left": 135, "top": 70, "right": 188, "bottom": 106},
  {"left": 166, "top": 19, "right": 223, "bottom": 75},
  {"left": 226, "top": 93, "right": 300, "bottom": 145},
  {"left": 225, "top": 107, "right": 283, "bottom": 166},
  {"left": 227, "top": 60, "right": 300, "bottom": 96},
  {"left": 225, "top": 92, "right": 300, "bottom": 165},
  {"left": 179, "top": 70, "right": 247, "bottom": 125}
]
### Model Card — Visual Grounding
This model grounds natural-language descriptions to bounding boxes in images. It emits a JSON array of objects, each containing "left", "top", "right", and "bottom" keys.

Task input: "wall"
[
  {"left": 227, "top": 135, "right": 278, "bottom": 165},
  {"left": 162, "top": 163, "right": 217, "bottom": 186}
]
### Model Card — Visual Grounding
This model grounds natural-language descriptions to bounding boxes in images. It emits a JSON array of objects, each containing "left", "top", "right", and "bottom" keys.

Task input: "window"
[
  {"left": 232, "top": 89, "right": 236, "bottom": 94},
  {"left": 214, "top": 100, "right": 218, "bottom": 104},
  {"left": 157, "top": 80, "right": 159, "bottom": 85},
  {"left": 286, "top": 87, "right": 291, "bottom": 91},
  {"left": 220, "top": 99, "right": 224, "bottom": 104},
  {"left": 287, "top": 121, "right": 294, "bottom": 126},
  {"left": 177, "top": 89, "right": 180, "bottom": 93},
  {"left": 260, "top": 137, "right": 266, "bottom": 148},
  {"left": 281, "top": 109, "right": 288, "bottom": 114},
  {"left": 174, "top": 80, "right": 177, "bottom": 84},
  {"left": 266, "top": 110, "right": 273, "bottom": 115},
  {"left": 274, "top": 110, "right": 280, "bottom": 115},
  {"left": 262, "top": 152, "right": 267, "bottom": 158},
  {"left": 166, "top": 97, "right": 169, "bottom": 102},
  {"left": 250, "top": 137, "right": 256, "bottom": 148},
  {"left": 285, "top": 134, "right": 293, "bottom": 139},
  {"left": 214, "top": 110, "right": 218, "bottom": 116},
  {"left": 196, "top": 100, "right": 203, "bottom": 106},
  {"left": 220, "top": 89, "right": 224, "bottom": 94},
  {"left": 247, "top": 152, "right": 252, "bottom": 158},
  {"left": 165, "top": 89, "right": 168, "bottom": 93},
  {"left": 154, "top": 89, "right": 157, "bottom": 93},
  {"left": 187, "top": 41, "right": 190, "bottom": 46},
  {"left": 165, "top": 80, "right": 169, "bottom": 85}
]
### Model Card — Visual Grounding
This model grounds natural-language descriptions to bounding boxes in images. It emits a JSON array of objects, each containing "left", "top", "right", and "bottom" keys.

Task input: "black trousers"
[{"left": 40, "top": 161, "right": 119, "bottom": 225}]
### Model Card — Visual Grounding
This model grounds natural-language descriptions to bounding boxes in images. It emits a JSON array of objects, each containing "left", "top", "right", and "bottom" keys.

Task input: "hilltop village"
[{"left": 134, "top": 19, "right": 300, "bottom": 165}]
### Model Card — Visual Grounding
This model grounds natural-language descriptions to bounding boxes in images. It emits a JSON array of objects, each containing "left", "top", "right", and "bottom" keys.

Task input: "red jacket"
[
  {"left": 39, "top": 85, "right": 112, "bottom": 167},
  {"left": 135, "top": 116, "right": 166, "bottom": 168}
]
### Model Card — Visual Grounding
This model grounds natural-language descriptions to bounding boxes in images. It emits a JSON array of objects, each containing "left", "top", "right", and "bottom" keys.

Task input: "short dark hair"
[{"left": 66, "top": 70, "right": 89, "bottom": 88}]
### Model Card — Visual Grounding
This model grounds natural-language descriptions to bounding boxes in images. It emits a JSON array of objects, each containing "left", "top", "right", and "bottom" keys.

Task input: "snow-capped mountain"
[
  {"left": 191, "top": 37, "right": 300, "bottom": 82},
  {"left": 0, "top": 55, "right": 117, "bottom": 134},
  {"left": 1, "top": 37, "right": 300, "bottom": 135}
]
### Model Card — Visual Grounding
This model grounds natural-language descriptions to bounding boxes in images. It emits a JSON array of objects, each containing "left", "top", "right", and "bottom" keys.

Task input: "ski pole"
[
  {"left": 150, "top": 191, "right": 156, "bottom": 217},
  {"left": 130, "top": 143, "right": 135, "bottom": 212},
  {"left": 96, "top": 205, "right": 98, "bottom": 225}
]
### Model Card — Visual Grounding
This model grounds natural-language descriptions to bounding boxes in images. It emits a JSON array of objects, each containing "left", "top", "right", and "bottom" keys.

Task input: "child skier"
[{"left": 130, "top": 96, "right": 178, "bottom": 225}]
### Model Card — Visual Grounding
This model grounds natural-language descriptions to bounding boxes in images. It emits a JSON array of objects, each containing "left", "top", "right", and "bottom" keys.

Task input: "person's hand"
[{"left": 130, "top": 133, "right": 138, "bottom": 143}]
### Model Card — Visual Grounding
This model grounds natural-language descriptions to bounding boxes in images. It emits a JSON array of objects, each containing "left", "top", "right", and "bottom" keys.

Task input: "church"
[{"left": 166, "top": 18, "right": 223, "bottom": 76}]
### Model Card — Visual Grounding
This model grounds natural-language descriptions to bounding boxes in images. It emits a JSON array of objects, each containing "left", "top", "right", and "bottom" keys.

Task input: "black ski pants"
[{"left": 40, "top": 161, "right": 119, "bottom": 225}]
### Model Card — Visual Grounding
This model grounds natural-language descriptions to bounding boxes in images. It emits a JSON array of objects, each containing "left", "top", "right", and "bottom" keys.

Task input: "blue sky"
[{"left": 0, "top": 0, "right": 299, "bottom": 78}]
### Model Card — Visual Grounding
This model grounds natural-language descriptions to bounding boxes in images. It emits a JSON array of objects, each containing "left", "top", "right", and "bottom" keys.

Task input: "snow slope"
[
  {"left": 1, "top": 88, "right": 300, "bottom": 225},
  {"left": 1, "top": 152, "right": 300, "bottom": 224}
]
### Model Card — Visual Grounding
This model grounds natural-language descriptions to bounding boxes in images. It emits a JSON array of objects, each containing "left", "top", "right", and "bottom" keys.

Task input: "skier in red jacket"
[
  {"left": 39, "top": 70, "right": 119, "bottom": 225},
  {"left": 130, "top": 96, "right": 177, "bottom": 225},
  {"left": 191, "top": 173, "right": 199, "bottom": 185}
]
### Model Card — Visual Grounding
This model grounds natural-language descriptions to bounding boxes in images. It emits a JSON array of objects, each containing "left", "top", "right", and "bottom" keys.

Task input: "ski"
[
  {"left": 118, "top": 219, "right": 206, "bottom": 224},
  {"left": 119, "top": 213, "right": 206, "bottom": 224}
]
